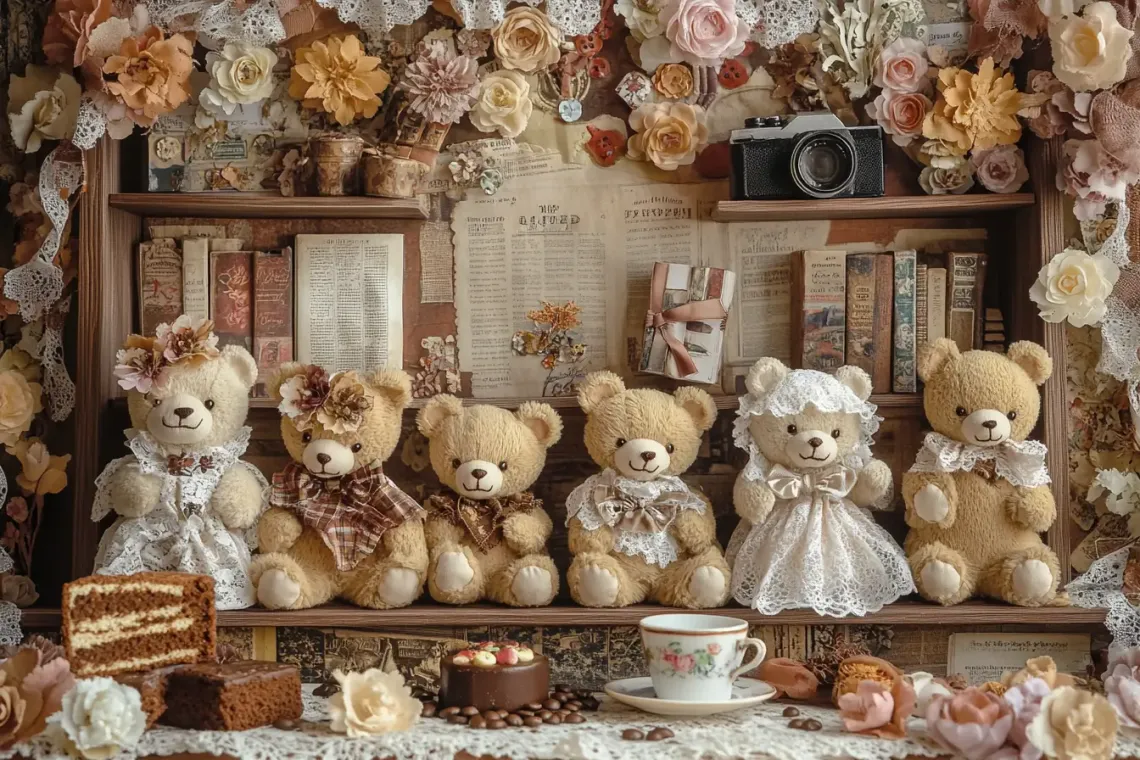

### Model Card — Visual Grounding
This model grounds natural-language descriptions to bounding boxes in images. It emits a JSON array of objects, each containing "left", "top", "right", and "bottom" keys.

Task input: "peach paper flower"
[
  {"left": 839, "top": 676, "right": 915, "bottom": 738},
  {"left": 874, "top": 37, "right": 929, "bottom": 93},
  {"left": 6, "top": 66, "right": 81, "bottom": 154},
  {"left": 0, "top": 647, "right": 75, "bottom": 749},
  {"left": 328, "top": 668, "right": 421, "bottom": 736},
  {"left": 0, "top": 372, "right": 41, "bottom": 448},
  {"left": 757, "top": 658, "right": 819, "bottom": 700},
  {"left": 927, "top": 687, "right": 1014, "bottom": 760},
  {"left": 43, "top": 0, "right": 112, "bottom": 68},
  {"left": 1003, "top": 656, "right": 1079, "bottom": 690},
  {"left": 288, "top": 35, "right": 391, "bottom": 126},
  {"left": 653, "top": 63, "right": 694, "bottom": 99},
  {"left": 1026, "top": 686, "right": 1118, "bottom": 760},
  {"left": 1004, "top": 677, "right": 1052, "bottom": 760},
  {"left": 9, "top": 439, "right": 70, "bottom": 497},
  {"left": 102, "top": 29, "right": 194, "bottom": 127},
  {"left": 627, "top": 101, "right": 708, "bottom": 170},
  {"left": 924, "top": 58, "right": 1026, "bottom": 153},
  {"left": 867, "top": 89, "right": 930, "bottom": 146},
  {"left": 469, "top": 70, "right": 533, "bottom": 138},
  {"left": 660, "top": 0, "right": 749, "bottom": 67},
  {"left": 491, "top": 7, "right": 563, "bottom": 72}
]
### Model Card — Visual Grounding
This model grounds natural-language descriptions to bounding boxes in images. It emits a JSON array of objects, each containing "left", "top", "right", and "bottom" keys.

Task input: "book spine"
[
  {"left": 927, "top": 268, "right": 947, "bottom": 343},
  {"left": 892, "top": 249, "right": 917, "bottom": 393},
  {"left": 797, "top": 250, "right": 846, "bottom": 371},
  {"left": 181, "top": 238, "right": 210, "bottom": 321},
  {"left": 974, "top": 254, "right": 989, "bottom": 351},
  {"left": 138, "top": 239, "right": 183, "bottom": 334},
  {"left": 872, "top": 254, "right": 894, "bottom": 393},
  {"left": 845, "top": 253, "right": 876, "bottom": 382},
  {"left": 210, "top": 251, "right": 253, "bottom": 351},
  {"left": 948, "top": 253, "right": 981, "bottom": 352},
  {"left": 916, "top": 262, "right": 928, "bottom": 349},
  {"left": 790, "top": 252, "right": 807, "bottom": 367},
  {"left": 253, "top": 248, "right": 294, "bottom": 397}
]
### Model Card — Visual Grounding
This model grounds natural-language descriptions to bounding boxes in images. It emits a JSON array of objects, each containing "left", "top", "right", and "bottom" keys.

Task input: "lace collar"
[{"left": 909, "top": 432, "right": 1050, "bottom": 489}]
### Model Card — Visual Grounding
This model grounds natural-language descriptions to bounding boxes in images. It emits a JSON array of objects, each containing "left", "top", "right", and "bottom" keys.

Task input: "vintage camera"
[{"left": 729, "top": 112, "right": 885, "bottom": 201}]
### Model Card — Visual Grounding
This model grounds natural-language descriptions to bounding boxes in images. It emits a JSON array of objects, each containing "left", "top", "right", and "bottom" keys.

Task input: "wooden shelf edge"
[
  {"left": 712, "top": 193, "right": 1036, "bottom": 222},
  {"left": 108, "top": 193, "right": 430, "bottom": 220}
]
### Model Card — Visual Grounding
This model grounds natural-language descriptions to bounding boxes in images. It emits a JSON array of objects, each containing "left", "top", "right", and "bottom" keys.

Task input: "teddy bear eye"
[
  {"left": 786, "top": 424, "right": 797, "bottom": 435},
  {"left": 831, "top": 429, "right": 841, "bottom": 439},
  {"left": 301, "top": 432, "right": 312, "bottom": 443},
  {"left": 1007, "top": 411, "right": 1018, "bottom": 421},
  {"left": 351, "top": 443, "right": 363, "bottom": 453},
  {"left": 616, "top": 438, "right": 627, "bottom": 448},
  {"left": 451, "top": 458, "right": 461, "bottom": 469},
  {"left": 955, "top": 407, "right": 968, "bottom": 417},
  {"left": 665, "top": 443, "right": 674, "bottom": 454},
  {"left": 498, "top": 461, "right": 508, "bottom": 471},
  {"left": 204, "top": 399, "right": 215, "bottom": 410},
  {"left": 152, "top": 398, "right": 162, "bottom": 408}
]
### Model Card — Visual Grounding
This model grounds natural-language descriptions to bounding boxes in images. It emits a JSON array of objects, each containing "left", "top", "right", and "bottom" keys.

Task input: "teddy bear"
[
  {"left": 416, "top": 396, "right": 562, "bottom": 607},
  {"left": 727, "top": 358, "right": 913, "bottom": 616},
  {"left": 250, "top": 364, "right": 429, "bottom": 610},
  {"left": 903, "top": 339, "right": 1065, "bottom": 607},
  {"left": 93, "top": 317, "right": 268, "bottom": 610},
  {"left": 565, "top": 372, "right": 731, "bottom": 609}
]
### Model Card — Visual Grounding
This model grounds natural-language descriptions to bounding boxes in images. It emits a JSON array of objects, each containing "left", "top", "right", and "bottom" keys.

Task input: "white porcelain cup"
[{"left": 639, "top": 614, "right": 767, "bottom": 702}]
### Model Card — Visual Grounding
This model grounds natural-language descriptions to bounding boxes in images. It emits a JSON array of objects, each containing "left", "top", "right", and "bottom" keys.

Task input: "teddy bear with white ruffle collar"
[{"left": 728, "top": 358, "right": 913, "bottom": 617}]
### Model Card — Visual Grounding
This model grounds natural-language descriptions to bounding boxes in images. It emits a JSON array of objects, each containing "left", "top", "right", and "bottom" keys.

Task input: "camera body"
[{"left": 729, "top": 112, "right": 885, "bottom": 201}]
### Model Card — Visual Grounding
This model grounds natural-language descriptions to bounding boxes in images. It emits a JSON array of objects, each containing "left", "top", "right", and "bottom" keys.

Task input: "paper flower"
[
  {"left": 288, "top": 35, "right": 390, "bottom": 126},
  {"left": 1030, "top": 247, "right": 1120, "bottom": 327},
  {"left": 653, "top": 63, "right": 694, "bottom": 99},
  {"left": 919, "top": 157, "right": 976, "bottom": 195},
  {"left": 626, "top": 101, "right": 708, "bottom": 170},
  {"left": 1026, "top": 686, "right": 1118, "bottom": 760},
  {"left": 456, "top": 28, "right": 492, "bottom": 57},
  {"left": 1049, "top": 2, "right": 1133, "bottom": 92},
  {"left": 9, "top": 439, "right": 70, "bottom": 497},
  {"left": 970, "top": 145, "right": 1029, "bottom": 193},
  {"left": 756, "top": 658, "right": 819, "bottom": 700},
  {"left": 909, "top": 672, "right": 954, "bottom": 716},
  {"left": 833, "top": 656, "right": 903, "bottom": 701},
  {"left": 491, "top": 6, "right": 563, "bottom": 72},
  {"left": 6, "top": 66, "right": 81, "bottom": 153},
  {"left": 1057, "top": 138, "right": 1138, "bottom": 220},
  {"left": 660, "top": 0, "right": 749, "bottom": 67},
  {"left": 0, "top": 647, "right": 75, "bottom": 749},
  {"left": 616, "top": 0, "right": 668, "bottom": 40},
  {"left": 328, "top": 668, "right": 421, "bottom": 737},
  {"left": 926, "top": 688, "right": 1014, "bottom": 760},
  {"left": 278, "top": 365, "right": 332, "bottom": 429},
  {"left": 874, "top": 37, "right": 929, "bottom": 93},
  {"left": 866, "top": 89, "right": 930, "bottom": 146},
  {"left": 113, "top": 336, "right": 162, "bottom": 394},
  {"left": 2, "top": 575, "right": 39, "bottom": 608},
  {"left": 1040, "top": 0, "right": 1091, "bottom": 18},
  {"left": 923, "top": 58, "right": 1025, "bottom": 153},
  {"left": 968, "top": 0, "right": 1026, "bottom": 69},
  {"left": 399, "top": 42, "right": 480, "bottom": 125},
  {"left": 155, "top": 316, "right": 220, "bottom": 366},
  {"left": 838, "top": 676, "right": 915, "bottom": 739},
  {"left": 199, "top": 43, "right": 278, "bottom": 118},
  {"left": 1025, "top": 70, "right": 1072, "bottom": 139},
  {"left": 1105, "top": 660, "right": 1140, "bottom": 729},
  {"left": 1005, "top": 677, "right": 1052, "bottom": 760},
  {"left": 469, "top": 70, "right": 534, "bottom": 138},
  {"left": 0, "top": 371, "right": 42, "bottom": 448},
  {"left": 1089, "top": 469, "right": 1140, "bottom": 516},
  {"left": 102, "top": 29, "right": 194, "bottom": 128},
  {"left": 43, "top": 0, "right": 112, "bottom": 67},
  {"left": 315, "top": 373, "right": 373, "bottom": 435},
  {"left": 47, "top": 677, "right": 147, "bottom": 760}
]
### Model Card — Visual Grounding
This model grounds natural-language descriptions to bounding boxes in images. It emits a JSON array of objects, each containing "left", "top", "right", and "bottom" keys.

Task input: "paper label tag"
[
  {"left": 947, "top": 633, "right": 1092, "bottom": 685},
  {"left": 925, "top": 22, "right": 971, "bottom": 54}
]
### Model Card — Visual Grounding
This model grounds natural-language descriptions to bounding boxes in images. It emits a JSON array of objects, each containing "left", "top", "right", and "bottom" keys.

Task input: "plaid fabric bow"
[
  {"left": 426, "top": 491, "right": 537, "bottom": 552},
  {"left": 591, "top": 482, "right": 684, "bottom": 534},
  {"left": 270, "top": 460, "right": 423, "bottom": 571}
]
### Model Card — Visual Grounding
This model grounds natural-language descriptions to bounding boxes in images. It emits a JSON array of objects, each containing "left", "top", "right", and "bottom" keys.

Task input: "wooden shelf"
[
  {"left": 711, "top": 193, "right": 1036, "bottom": 222},
  {"left": 108, "top": 193, "right": 430, "bottom": 220}
]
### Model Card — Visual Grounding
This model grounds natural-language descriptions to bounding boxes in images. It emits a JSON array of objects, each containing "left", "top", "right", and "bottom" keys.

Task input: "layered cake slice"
[{"left": 63, "top": 572, "right": 217, "bottom": 677}]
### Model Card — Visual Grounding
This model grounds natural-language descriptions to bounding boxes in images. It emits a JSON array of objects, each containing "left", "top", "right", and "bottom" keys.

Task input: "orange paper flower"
[
  {"left": 102, "top": 29, "right": 194, "bottom": 127},
  {"left": 43, "top": 0, "right": 113, "bottom": 68},
  {"left": 922, "top": 58, "right": 1026, "bottom": 152},
  {"left": 288, "top": 34, "right": 391, "bottom": 126}
]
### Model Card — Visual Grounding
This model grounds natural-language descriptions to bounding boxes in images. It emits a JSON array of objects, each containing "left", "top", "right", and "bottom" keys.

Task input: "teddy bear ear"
[
  {"left": 1007, "top": 341, "right": 1053, "bottom": 385},
  {"left": 673, "top": 386, "right": 717, "bottom": 433},
  {"left": 416, "top": 394, "right": 463, "bottom": 438},
  {"left": 367, "top": 369, "right": 413, "bottom": 409},
  {"left": 577, "top": 371, "right": 625, "bottom": 413},
  {"left": 221, "top": 345, "right": 258, "bottom": 390},
  {"left": 745, "top": 358, "right": 789, "bottom": 396},
  {"left": 516, "top": 402, "right": 564, "bottom": 449},
  {"left": 267, "top": 362, "right": 309, "bottom": 402},
  {"left": 834, "top": 365, "right": 873, "bottom": 402},
  {"left": 917, "top": 338, "right": 960, "bottom": 383}
]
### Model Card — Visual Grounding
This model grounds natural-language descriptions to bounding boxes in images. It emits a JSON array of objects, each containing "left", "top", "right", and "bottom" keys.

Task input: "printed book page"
[
  {"left": 294, "top": 234, "right": 404, "bottom": 373},
  {"left": 947, "top": 633, "right": 1092, "bottom": 685}
]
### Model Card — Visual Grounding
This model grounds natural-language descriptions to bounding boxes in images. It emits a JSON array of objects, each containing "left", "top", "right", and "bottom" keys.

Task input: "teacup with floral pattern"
[{"left": 640, "top": 614, "right": 766, "bottom": 702}]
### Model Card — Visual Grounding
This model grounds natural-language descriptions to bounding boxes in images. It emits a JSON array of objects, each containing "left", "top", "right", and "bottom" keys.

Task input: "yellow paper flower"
[
  {"left": 0, "top": 349, "right": 41, "bottom": 384},
  {"left": 1026, "top": 686, "right": 1118, "bottom": 760},
  {"left": 8, "top": 439, "right": 70, "bottom": 497},
  {"left": 922, "top": 58, "right": 1023, "bottom": 153},
  {"left": 102, "top": 29, "right": 194, "bottom": 127},
  {"left": 288, "top": 34, "right": 390, "bottom": 126},
  {"left": 627, "top": 101, "right": 708, "bottom": 170},
  {"left": 653, "top": 63, "right": 695, "bottom": 99},
  {"left": 0, "top": 371, "right": 41, "bottom": 448}
]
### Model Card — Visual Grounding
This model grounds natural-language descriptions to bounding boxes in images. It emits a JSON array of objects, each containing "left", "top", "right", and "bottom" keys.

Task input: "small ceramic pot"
[
  {"left": 313, "top": 135, "right": 364, "bottom": 196},
  {"left": 363, "top": 151, "right": 428, "bottom": 199}
]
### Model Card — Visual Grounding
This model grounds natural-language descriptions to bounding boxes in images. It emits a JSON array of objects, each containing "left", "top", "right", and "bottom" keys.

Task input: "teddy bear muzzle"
[
  {"left": 785, "top": 429, "right": 838, "bottom": 469},
  {"left": 302, "top": 438, "right": 356, "bottom": 478},
  {"left": 614, "top": 439, "right": 670, "bottom": 481},
  {"left": 147, "top": 393, "right": 214, "bottom": 445},
  {"left": 454, "top": 459, "right": 503, "bottom": 498},
  {"left": 960, "top": 409, "right": 1011, "bottom": 447}
]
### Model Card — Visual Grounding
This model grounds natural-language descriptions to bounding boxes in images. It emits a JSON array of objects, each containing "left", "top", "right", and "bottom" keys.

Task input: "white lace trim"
[
  {"left": 1096, "top": 201, "right": 1140, "bottom": 381},
  {"left": 0, "top": 548, "right": 21, "bottom": 648},
  {"left": 909, "top": 432, "right": 1051, "bottom": 489},
  {"left": 752, "top": 0, "right": 819, "bottom": 47},
  {"left": 72, "top": 96, "right": 107, "bottom": 151},
  {"left": 566, "top": 469, "right": 706, "bottom": 568},
  {"left": 1069, "top": 546, "right": 1140, "bottom": 648}
]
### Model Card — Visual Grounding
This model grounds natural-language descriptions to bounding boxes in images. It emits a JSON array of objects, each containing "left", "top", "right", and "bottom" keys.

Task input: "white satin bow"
[{"left": 766, "top": 464, "right": 857, "bottom": 501}]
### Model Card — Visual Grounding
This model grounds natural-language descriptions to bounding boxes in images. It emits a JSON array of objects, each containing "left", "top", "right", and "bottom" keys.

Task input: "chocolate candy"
[
  {"left": 525, "top": 702, "right": 544, "bottom": 711},
  {"left": 544, "top": 714, "right": 562, "bottom": 725},
  {"left": 313, "top": 681, "right": 339, "bottom": 697},
  {"left": 537, "top": 710, "right": 553, "bottom": 720},
  {"left": 488, "top": 719, "right": 508, "bottom": 729},
  {"left": 622, "top": 729, "right": 645, "bottom": 740},
  {"left": 421, "top": 702, "right": 437, "bottom": 718},
  {"left": 523, "top": 716, "right": 542, "bottom": 727},
  {"left": 439, "top": 706, "right": 461, "bottom": 718},
  {"left": 460, "top": 706, "right": 480, "bottom": 717},
  {"left": 506, "top": 714, "right": 524, "bottom": 727},
  {"left": 469, "top": 715, "right": 487, "bottom": 729},
  {"left": 647, "top": 727, "right": 674, "bottom": 741},
  {"left": 782, "top": 706, "right": 800, "bottom": 717},
  {"left": 804, "top": 719, "right": 822, "bottom": 731},
  {"left": 272, "top": 718, "right": 298, "bottom": 731},
  {"left": 543, "top": 698, "right": 561, "bottom": 710},
  {"left": 565, "top": 713, "right": 586, "bottom": 724},
  {"left": 447, "top": 714, "right": 468, "bottom": 725}
]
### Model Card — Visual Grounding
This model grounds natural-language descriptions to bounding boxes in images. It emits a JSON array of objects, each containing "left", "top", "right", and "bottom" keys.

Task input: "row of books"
[{"left": 791, "top": 249, "right": 992, "bottom": 394}]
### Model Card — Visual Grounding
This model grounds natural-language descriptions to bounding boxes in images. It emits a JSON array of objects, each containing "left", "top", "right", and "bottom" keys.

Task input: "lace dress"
[
  {"left": 92, "top": 428, "right": 268, "bottom": 610},
  {"left": 730, "top": 465, "right": 914, "bottom": 617}
]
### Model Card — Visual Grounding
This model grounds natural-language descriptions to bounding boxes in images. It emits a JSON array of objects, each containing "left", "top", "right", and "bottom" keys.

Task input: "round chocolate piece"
[
  {"left": 273, "top": 718, "right": 298, "bottom": 731},
  {"left": 565, "top": 713, "right": 586, "bottom": 724},
  {"left": 622, "top": 729, "right": 645, "bottom": 740},
  {"left": 469, "top": 715, "right": 487, "bottom": 729},
  {"left": 523, "top": 716, "right": 542, "bottom": 727},
  {"left": 438, "top": 643, "right": 550, "bottom": 712},
  {"left": 543, "top": 698, "right": 561, "bottom": 710},
  {"left": 506, "top": 714, "right": 524, "bottom": 727},
  {"left": 782, "top": 706, "right": 800, "bottom": 717},
  {"left": 544, "top": 714, "right": 562, "bottom": 725},
  {"left": 647, "top": 727, "right": 674, "bottom": 740},
  {"left": 439, "top": 706, "right": 461, "bottom": 718},
  {"left": 447, "top": 715, "right": 468, "bottom": 725},
  {"left": 421, "top": 702, "right": 437, "bottom": 718},
  {"left": 489, "top": 719, "right": 508, "bottom": 729}
]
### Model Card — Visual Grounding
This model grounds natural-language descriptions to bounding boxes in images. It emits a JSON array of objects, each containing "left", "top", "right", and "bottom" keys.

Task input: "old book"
[
  {"left": 844, "top": 254, "right": 892, "bottom": 393},
  {"left": 927, "top": 267, "right": 948, "bottom": 343},
  {"left": 294, "top": 234, "right": 404, "bottom": 372},
  {"left": 791, "top": 250, "right": 847, "bottom": 371},
  {"left": 893, "top": 249, "right": 917, "bottom": 393},
  {"left": 210, "top": 238, "right": 245, "bottom": 252},
  {"left": 182, "top": 238, "right": 210, "bottom": 322},
  {"left": 138, "top": 238, "right": 183, "bottom": 334},
  {"left": 252, "top": 248, "right": 294, "bottom": 397},
  {"left": 916, "top": 262, "right": 928, "bottom": 349},
  {"left": 984, "top": 331, "right": 1006, "bottom": 343},
  {"left": 985, "top": 307, "right": 1002, "bottom": 321},
  {"left": 948, "top": 252, "right": 987, "bottom": 352},
  {"left": 210, "top": 251, "right": 254, "bottom": 351}
]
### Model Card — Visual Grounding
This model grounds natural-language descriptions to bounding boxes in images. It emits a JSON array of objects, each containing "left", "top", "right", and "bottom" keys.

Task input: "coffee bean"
[
  {"left": 447, "top": 715, "right": 469, "bottom": 725},
  {"left": 525, "top": 702, "right": 544, "bottom": 711},
  {"left": 565, "top": 713, "right": 586, "bottom": 724},
  {"left": 273, "top": 718, "right": 298, "bottom": 731},
  {"left": 421, "top": 702, "right": 438, "bottom": 718},
  {"left": 782, "top": 706, "right": 800, "bottom": 718},
  {"left": 564, "top": 703, "right": 580, "bottom": 712},
  {"left": 517, "top": 709, "right": 535, "bottom": 717},
  {"left": 556, "top": 709, "right": 571, "bottom": 717},
  {"left": 537, "top": 710, "right": 553, "bottom": 720},
  {"left": 647, "top": 727, "right": 674, "bottom": 741},
  {"left": 567, "top": 699, "right": 582, "bottom": 708},
  {"left": 482, "top": 710, "right": 501, "bottom": 722},
  {"left": 489, "top": 719, "right": 508, "bottom": 730},
  {"left": 580, "top": 697, "right": 600, "bottom": 711},
  {"left": 506, "top": 714, "right": 524, "bottom": 727},
  {"left": 554, "top": 692, "right": 574, "bottom": 702},
  {"left": 788, "top": 718, "right": 805, "bottom": 729},
  {"left": 555, "top": 683, "right": 572, "bottom": 692},
  {"left": 622, "top": 729, "right": 645, "bottom": 740},
  {"left": 313, "top": 682, "right": 339, "bottom": 697},
  {"left": 805, "top": 719, "right": 822, "bottom": 731},
  {"left": 523, "top": 716, "right": 542, "bottom": 727},
  {"left": 460, "top": 706, "right": 480, "bottom": 717},
  {"left": 440, "top": 706, "right": 461, "bottom": 718},
  {"left": 469, "top": 716, "right": 487, "bottom": 729},
  {"left": 543, "top": 698, "right": 561, "bottom": 710},
  {"left": 544, "top": 714, "right": 562, "bottom": 725}
]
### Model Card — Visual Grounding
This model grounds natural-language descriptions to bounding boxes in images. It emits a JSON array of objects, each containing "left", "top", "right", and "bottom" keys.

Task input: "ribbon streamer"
[{"left": 644, "top": 261, "right": 728, "bottom": 378}]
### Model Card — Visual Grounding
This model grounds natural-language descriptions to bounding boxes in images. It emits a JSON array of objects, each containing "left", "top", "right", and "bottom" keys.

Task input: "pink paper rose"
[
  {"left": 661, "top": 0, "right": 749, "bottom": 67},
  {"left": 1105, "top": 661, "right": 1140, "bottom": 729},
  {"left": 970, "top": 145, "right": 1029, "bottom": 193},
  {"left": 839, "top": 681, "right": 895, "bottom": 734},
  {"left": 1004, "top": 677, "right": 1051, "bottom": 760},
  {"left": 867, "top": 89, "right": 931, "bottom": 146},
  {"left": 927, "top": 688, "right": 1014, "bottom": 760},
  {"left": 874, "top": 37, "right": 929, "bottom": 93}
]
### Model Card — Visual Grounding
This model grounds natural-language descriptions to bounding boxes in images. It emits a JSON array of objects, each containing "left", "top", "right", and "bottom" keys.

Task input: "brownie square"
[
  {"left": 114, "top": 669, "right": 172, "bottom": 728},
  {"left": 160, "top": 661, "right": 302, "bottom": 731}
]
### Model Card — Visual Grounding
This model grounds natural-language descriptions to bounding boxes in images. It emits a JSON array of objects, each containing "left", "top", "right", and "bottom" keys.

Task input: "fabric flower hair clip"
[
  {"left": 278, "top": 365, "right": 373, "bottom": 434},
  {"left": 113, "top": 316, "right": 220, "bottom": 393}
]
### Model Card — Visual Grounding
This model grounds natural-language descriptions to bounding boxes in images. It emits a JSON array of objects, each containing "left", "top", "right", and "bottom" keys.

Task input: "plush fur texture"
[
  {"left": 417, "top": 397, "right": 563, "bottom": 607},
  {"left": 250, "top": 364, "right": 429, "bottom": 610},
  {"left": 732, "top": 360, "right": 893, "bottom": 526},
  {"left": 108, "top": 345, "right": 265, "bottom": 530},
  {"left": 902, "top": 339, "right": 1066, "bottom": 607},
  {"left": 567, "top": 372, "right": 731, "bottom": 609}
]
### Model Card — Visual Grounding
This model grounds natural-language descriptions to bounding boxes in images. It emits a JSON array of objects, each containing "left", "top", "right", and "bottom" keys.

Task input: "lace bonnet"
[{"left": 732, "top": 363, "right": 881, "bottom": 482}]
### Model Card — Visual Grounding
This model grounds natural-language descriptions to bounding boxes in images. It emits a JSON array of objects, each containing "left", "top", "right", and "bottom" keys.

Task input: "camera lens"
[{"left": 789, "top": 131, "right": 857, "bottom": 199}]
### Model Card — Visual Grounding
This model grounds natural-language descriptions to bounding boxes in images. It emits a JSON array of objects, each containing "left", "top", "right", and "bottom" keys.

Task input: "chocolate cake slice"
[
  {"left": 160, "top": 661, "right": 303, "bottom": 731},
  {"left": 114, "top": 669, "right": 173, "bottom": 728},
  {"left": 63, "top": 572, "right": 216, "bottom": 677}
]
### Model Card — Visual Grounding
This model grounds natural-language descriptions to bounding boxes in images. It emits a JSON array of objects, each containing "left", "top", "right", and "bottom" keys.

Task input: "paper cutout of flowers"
[
  {"left": 923, "top": 58, "right": 1025, "bottom": 153},
  {"left": 6, "top": 66, "right": 81, "bottom": 153},
  {"left": 113, "top": 317, "right": 220, "bottom": 393},
  {"left": 1105, "top": 648, "right": 1140, "bottom": 730},
  {"left": 1030, "top": 247, "right": 1120, "bottom": 327},
  {"left": 926, "top": 687, "right": 1014, "bottom": 760},
  {"left": 627, "top": 101, "right": 708, "bottom": 170},
  {"left": 1058, "top": 138, "right": 1139, "bottom": 221},
  {"left": 833, "top": 655, "right": 902, "bottom": 702},
  {"left": 874, "top": 37, "right": 929, "bottom": 93},
  {"left": 47, "top": 677, "right": 147, "bottom": 760},
  {"left": 469, "top": 70, "right": 534, "bottom": 138},
  {"left": 1003, "top": 677, "right": 1052, "bottom": 758},
  {"left": 908, "top": 671, "right": 953, "bottom": 717},
  {"left": 512, "top": 301, "right": 587, "bottom": 397},
  {"left": 491, "top": 6, "right": 563, "bottom": 73},
  {"left": 288, "top": 34, "right": 391, "bottom": 126},
  {"left": 278, "top": 364, "right": 333, "bottom": 429},
  {"left": 315, "top": 373, "right": 374, "bottom": 435},
  {"left": 1049, "top": 1, "right": 1133, "bottom": 92},
  {"left": 1001, "top": 655, "right": 1079, "bottom": 690},
  {"left": 400, "top": 41, "right": 480, "bottom": 125},
  {"left": 199, "top": 43, "right": 278, "bottom": 119},
  {"left": 1026, "top": 686, "right": 1118, "bottom": 760},
  {"left": 102, "top": 29, "right": 194, "bottom": 128},
  {"left": 9, "top": 439, "right": 70, "bottom": 497},
  {"left": 328, "top": 668, "right": 421, "bottom": 737},
  {"left": 0, "top": 647, "right": 75, "bottom": 749}
]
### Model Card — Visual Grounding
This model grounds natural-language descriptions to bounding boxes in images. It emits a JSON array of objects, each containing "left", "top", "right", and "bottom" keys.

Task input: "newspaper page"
[
  {"left": 419, "top": 220, "right": 454, "bottom": 304},
  {"left": 947, "top": 633, "right": 1091, "bottom": 685},
  {"left": 294, "top": 234, "right": 404, "bottom": 373}
]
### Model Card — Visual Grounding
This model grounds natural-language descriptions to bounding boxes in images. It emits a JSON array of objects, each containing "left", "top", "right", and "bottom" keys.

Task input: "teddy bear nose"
[
  {"left": 316, "top": 453, "right": 331, "bottom": 465},
  {"left": 640, "top": 451, "right": 656, "bottom": 462},
  {"left": 808, "top": 437, "right": 823, "bottom": 448},
  {"left": 173, "top": 407, "right": 194, "bottom": 420},
  {"left": 982, "top": 420, "right": 998, "bottom": 430},
  {"left": 471, "top": 468, "right": 487, "bottom": 479}
]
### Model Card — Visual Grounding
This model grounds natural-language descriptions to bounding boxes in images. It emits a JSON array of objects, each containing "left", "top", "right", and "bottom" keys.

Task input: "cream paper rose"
[
  {"left": 200, "top": 43, "right": 278, "bottom": 118},
  {"left": 1026, "top": 686, "right": 1118, "bottom": 760},
  {"left": 7, "top": 65, "right": 81, "bottom": 153},
  {"left": 1040, "top": 0, "right": 1090, "bottom": 18},
  {"left": 627, "top": 101, "right": 708, "bottom": 170},
  {"left": 492, "top": 7, "right": 562, "bottom": 72},
  {"left": 616, "top": 0, "right": 667, "bottom": 40},
  {"left": 1030, "top": 247, "right": 1120, "bottom": 327},
  {"left": 328, "top": 668, "right": 421, "bottom": 737},
  {"left": 0, "top": 370, "right": 41, "bottom": 448},
  {"left": 919, "top": 157, "right": 975, "bottom": 195},
  {"left": 469, "top": 70, "right": 533, "bottom": 138},
  {"left": 47, "top": 677, "right": 147, "bottom": 760},
  {"left": 1049, "top": 2, "right": 1134, "bottom": 91}
]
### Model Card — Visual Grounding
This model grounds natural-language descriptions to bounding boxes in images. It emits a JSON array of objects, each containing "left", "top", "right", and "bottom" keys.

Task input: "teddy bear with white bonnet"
[
  {"left": 729, "top": 358, "right": 913, "bottom": 616},
  {"left": 93, "top": 317, "right": 268, "bottom": 609}
]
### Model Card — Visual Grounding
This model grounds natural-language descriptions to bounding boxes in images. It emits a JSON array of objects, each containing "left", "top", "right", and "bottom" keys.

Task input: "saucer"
[{"left": 603, "top": 677, "right": 777, "bottom": 716}]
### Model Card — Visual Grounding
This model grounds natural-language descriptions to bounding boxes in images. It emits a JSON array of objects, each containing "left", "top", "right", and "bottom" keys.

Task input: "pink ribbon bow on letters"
[{"left": 644, "top": 262, "right": 728, "bottom": 378}]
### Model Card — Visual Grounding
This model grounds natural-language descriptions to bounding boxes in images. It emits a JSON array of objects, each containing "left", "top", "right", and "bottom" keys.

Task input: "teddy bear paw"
[
  {"left": 920, "top": 560, "right": 962, "bottom": 600},
  {"left": 576, "top": 563, "right": 619, "bottom": 607},
  {"left": 914, "top": 484, "right": 950, "bottom": 524},
  {"left": 511, "top": 565, "right": 555, "bottom": 606},
  {"left": 377, "top": 567, "right": 422, "bottom": 607},
  {"left": 435, "top": 552, "right": 476, "bottom": 593},
  {"left": 688, "top": 565, "right": 727, "bottom": 608},
  {"left": 257, "top": 569, "right": 301, "bottom": 609},
  {"left": 1011, "top": 559, "right": 1054, "bottom": 603}
]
